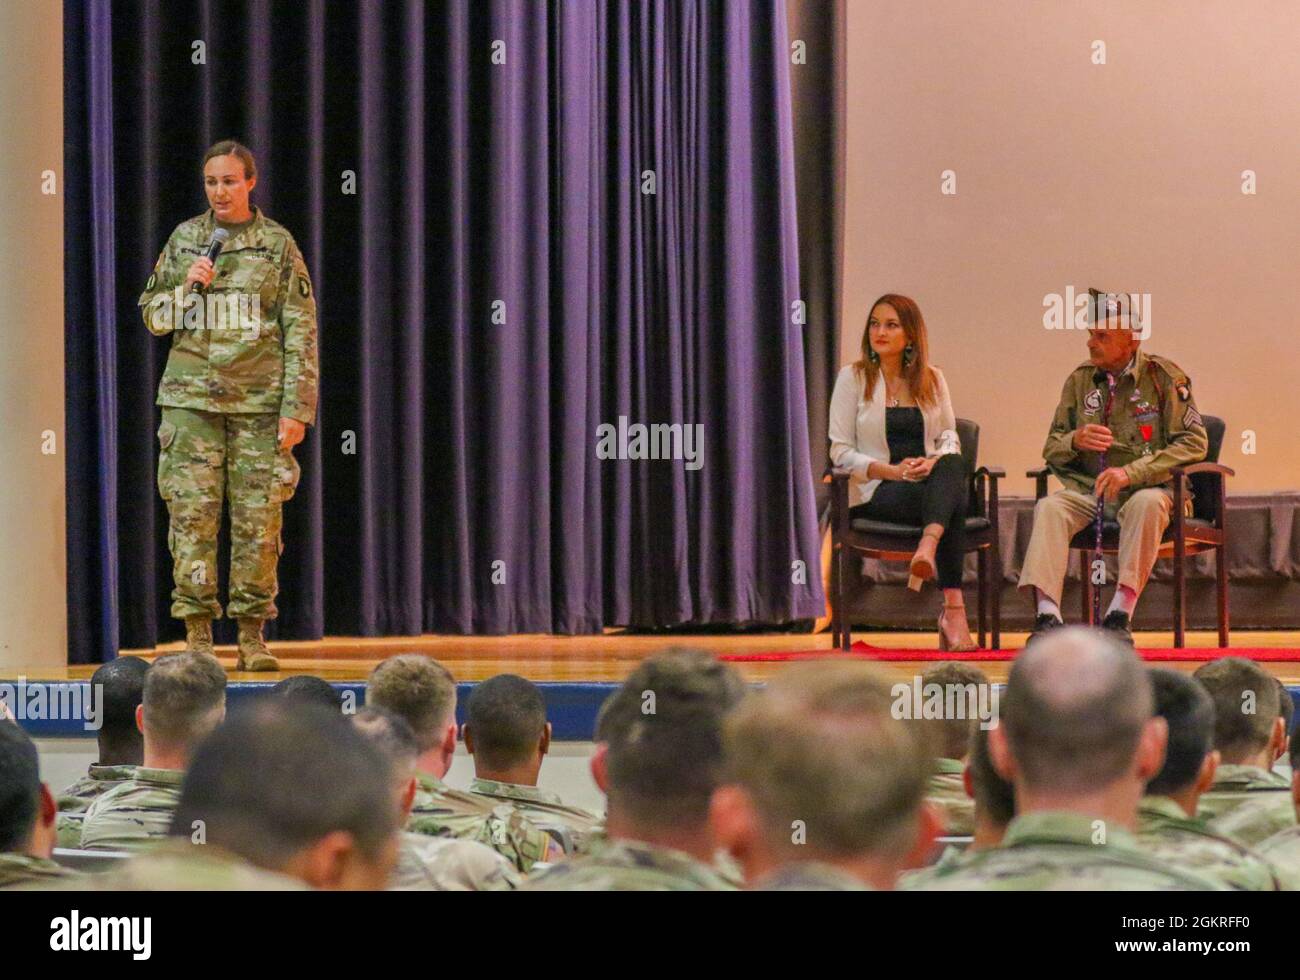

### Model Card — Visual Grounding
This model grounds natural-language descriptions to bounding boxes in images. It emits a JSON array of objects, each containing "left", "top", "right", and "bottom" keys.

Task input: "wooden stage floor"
[{"left": 27, "top": 628, "right": 1300, "bottom": 685}]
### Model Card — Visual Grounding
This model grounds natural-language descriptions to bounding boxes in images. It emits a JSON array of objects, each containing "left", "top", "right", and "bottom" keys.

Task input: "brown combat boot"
[
  {"left": 235, "top": 618, "right": 279, "bottom": 672},
  {"left": 184, "top": 615, "right": 215, "bottom": 656}
]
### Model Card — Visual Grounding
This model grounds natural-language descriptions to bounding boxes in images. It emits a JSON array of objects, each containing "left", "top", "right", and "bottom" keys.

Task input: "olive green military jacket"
[
  {"left": 914, "top": 811, "right": 1225, "bottom": 890},
  {"left": 1198, "top": 764, "right": 1296, "bottom": 847},
  {"left": 522, "top": 838, "right": 737, "bottom": 891},
  {"left": 139, "top": 207, "right": 318, "bottom": 424},
  {"left": 1043, "top": 350, "right": 1208, "bottom": 503},
  {"left": 79, "top": 766, "right": 184, "bottom": 852},
  {"left": 1135, "top": 795, "right": 1280, "bottom": 891},
  {"left": 56, "top": 763, "right": 138, "bottom": 848}
]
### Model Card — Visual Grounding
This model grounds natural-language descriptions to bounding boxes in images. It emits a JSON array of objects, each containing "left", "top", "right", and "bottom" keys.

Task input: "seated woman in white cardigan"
[{"left": 829, "top": 294, "right": 976, "bottom": 651}]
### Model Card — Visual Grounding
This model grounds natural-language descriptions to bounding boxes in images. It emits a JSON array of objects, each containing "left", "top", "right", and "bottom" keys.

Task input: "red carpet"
[{"left": 719, "top": 641, "right": 1300, "bottom": 663}]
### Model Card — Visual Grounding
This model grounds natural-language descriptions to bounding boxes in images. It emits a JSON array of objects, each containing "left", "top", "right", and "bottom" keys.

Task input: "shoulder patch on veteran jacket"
[{"left": 297, "top": 276, "right": 310, "bottom": 298}]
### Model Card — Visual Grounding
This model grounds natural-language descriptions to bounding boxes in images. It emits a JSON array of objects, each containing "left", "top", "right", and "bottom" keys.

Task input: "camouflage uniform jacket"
[
  {"left": 1255, "top": 826, "right": 1300, "bottom": 890},
  {"left": 927, "top": 758, "right": 974, "bottom": 836},
  {"left": 1136, "top": 795, "right": 1280, "bottom": 891},
  {"left": 522, "top": 838, "right": 737, "bottom": 891},
  {"left": 76, "top": 840, "right": 307, "bottom": 891},
  {"left": 914, "top": 811, "right": 1225, "bottom": 890},
  {"left": 0, "top": 854, "right": 75, "bottom": 890},
  {"left": 79, "top": 767, "right": 184, "bottom": 851},
  {"left": 1043, "top": 350, "right": 1208, "bottom": 504},
  {"left": 139, "top": 207, "right": 318, "bottom": 424},
  {"left": 389, "top": 831, "right": 521, "bottom": 891},
  {"left": 406, "top": 773, "right": 560, "bottom": 873},
  {"left": 56, "top": 764, "right": 139, "bottom": 848},
  {"left": 468, "top": 777, "right": 602, "bottom": 852},
  {"left": 1198, "top": 764, "right": 1296, "bottom": 847},
  {"left": 753, "top": 862, "right": 871, "bottom": 891},
  {"left": 898, "top": 844, "right": 975, "bottom": 890}
]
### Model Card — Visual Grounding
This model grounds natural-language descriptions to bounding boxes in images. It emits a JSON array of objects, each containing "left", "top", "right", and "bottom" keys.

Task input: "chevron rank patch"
[{"left": 1183, "top": 405, "right": 1203, "bottom": 429}]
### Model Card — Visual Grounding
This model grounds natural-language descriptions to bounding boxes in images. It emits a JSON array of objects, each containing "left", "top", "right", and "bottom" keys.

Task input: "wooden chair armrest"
[
  {"left": 1171, "top": 462, "right": 1235, "bottom": 479},
  {"left": 1026, "top": 465, "right": 1050, "bottom": 500}
]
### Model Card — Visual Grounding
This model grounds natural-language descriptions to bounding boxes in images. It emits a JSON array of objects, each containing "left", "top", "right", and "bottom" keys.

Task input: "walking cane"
[{"left": 1092, "top": 371, "right": 1118, "bottom": 625}]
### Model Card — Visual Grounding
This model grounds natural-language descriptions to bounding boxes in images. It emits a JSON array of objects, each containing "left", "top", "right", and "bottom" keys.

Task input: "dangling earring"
[
  {"left": 868, "top": 348, "right": 880, "bottom": 365},
  {"left": 902, "top": 344, "right": 915, "bottom": 367}
]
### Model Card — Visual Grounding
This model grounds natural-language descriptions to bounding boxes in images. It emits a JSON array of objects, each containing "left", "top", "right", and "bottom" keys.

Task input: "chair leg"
[
  {"left": 977, "top": 549, "right": 987, "bottom": 649},
  {"left": 829, "top": 541, "right": 841, "bottom": 649},
  {"left": 1080, "top": 554, "right": 1093, "bottom": 626},
  {"left": 1173, "top": 534, "right": 1186, "bottom": 649},
  {"left": 991, "top": 539, "right": 1002, "bottom": 651},
  {"left": 1216, "top": 544, "right": 1229, "bottom": 648},
  {"left": 837, "top": 546, "right": 850, "bottom": 653}
]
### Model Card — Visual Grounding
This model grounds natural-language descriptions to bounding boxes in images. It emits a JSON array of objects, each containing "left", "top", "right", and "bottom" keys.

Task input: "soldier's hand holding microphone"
[{"left": 184, "top": 256, "right": 216, "bottom": 293}]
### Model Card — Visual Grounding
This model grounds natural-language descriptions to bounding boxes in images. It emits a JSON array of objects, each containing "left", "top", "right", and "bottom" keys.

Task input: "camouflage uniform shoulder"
[
  {"left": 0, "top": 854, "right": 76, "bottom": 890},
  {"left": 1137, "top": 797, "right": 1280, "bottom": 891},
  {"left": 1256, "top": 826, "right": 1300, "bottom": 890},
  {"left": 753, "top": 861, "right": 870, "bottom": 891},
  {"left": 79, "top": 767, "right": 184, "bottom": 852},
  {"left": 407, "top": 790, "right": 560, "bottom": 874},
  {"left": 523, "top": 839, "right": 737, "bottom": 892},
  {"left": 927, "top": 764, "right": 975, "bottom": 836},
  {"left": 390, "top": 831, "right": 521, "bottom": 891},
  {"left": 75, "top": 840, "right": 308, "bottom": 891},
  {"left": 58, "top": 764, "right": 139, "bottom": 812},
  {"left": 897, "top": 844, "right": 973, "bottom": 890}
]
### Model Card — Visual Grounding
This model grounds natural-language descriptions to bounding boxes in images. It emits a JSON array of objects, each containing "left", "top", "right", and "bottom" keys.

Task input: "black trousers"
[{"left": 850, "top": 454, "right": 971, "bottom": 589}]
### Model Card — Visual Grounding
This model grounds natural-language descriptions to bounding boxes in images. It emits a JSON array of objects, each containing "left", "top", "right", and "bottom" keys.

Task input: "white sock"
[
  {"left": 1035, "top": 591, "right": 1062, "bottom": 622},
  {"left": 1106, "top": 585, "right": 1138, "bottom": 618}
]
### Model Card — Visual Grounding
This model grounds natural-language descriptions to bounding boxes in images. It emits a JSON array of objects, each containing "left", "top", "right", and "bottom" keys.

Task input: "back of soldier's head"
[
  {"left": 968, "top": 724, "right": 1015, "bottom": 829},
  {"left": 724, "top": 662, "right": 931, "bottom": 859},
  {"left": 0, "top": 722, "right": 41, "bottom": 853},
  {"left": 598, "top": 647, "right": 748, "bottom": 831},
  {"left": 271, "top": 675, "right": 344, "bottom": 712},
  {"left": 920, "top": 662, "right": 991, "bottom": 761},
  {"left": 91, "top": 656, "right": 151, "bottom": 746},
  {"left": 352, "top": 706, "right": 419, "bottom": 795},
  {"left": 174, "top": 701, "right": 397, "bottom": 873},
  {"left": 1003, "top": 628, "right": 1152, "bottom": 794},
  {"left": 465, "top": 674, "right": 547, "bottom": 770},
  {"left": 1193, "top": 658, "right": 1279, "bottom": 763},
  {"left": 1146, "top": 669, "right": 1215, "bottom": 796},
  {"left": 366, "top": 655, "right": 456, "bottom": 753},
  {"left": 143, "top": 652, "right": 227, "bottom": 753}
]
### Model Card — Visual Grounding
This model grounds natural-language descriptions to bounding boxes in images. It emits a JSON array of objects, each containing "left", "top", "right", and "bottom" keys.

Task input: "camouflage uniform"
[
  {"left": 523, "top": 838, "right": 736, "bottom": 891},
  {"left": 139, "top": 206, "right": 317, "bottom": 623},
  {"left": 1135, "top": 795, "right": 1280, "bottom": 891},
  {"left": 406, "top": 773, "right": 560, "bottom": 873},
  {"left": 389, "top": 831, "right": 521, "bottom": 891},
  {"left": 79, "top": 767, "right": 184, "bottom": 851},
  {"left": 927, "top": 758, "right": 974, "bottom": 836},
  {"left": 0, "top": 854, "right": 75, "bottom": 890},
  {"left": 753, "top": 862, "right": 870, "bottom": 891},
  {"left": 1254, "top": 826, "right": 1300, "bottom": 890},
  {"left": 898, "top": 844, "right": 973, "bottom": 889},
  {"left": 913, "top": 811, "right": 1225, "bottom": 890},
  {"left": 468, "top": 777, "right": 602, "bottom": 853},
  {"left": 55, "top": 763, "right": 138, "bottom": 848},
  {"left": 75, "top": 839, "right": 306, "bottom": 891},
  {"left": 1197, "top": 764, "right": 1296, "bottom": 847}
]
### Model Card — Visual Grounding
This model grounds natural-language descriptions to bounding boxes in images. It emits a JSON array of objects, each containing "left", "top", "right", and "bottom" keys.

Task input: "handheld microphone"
[{"left": 189, "top": 227, "right": 230, "bottom": 293}]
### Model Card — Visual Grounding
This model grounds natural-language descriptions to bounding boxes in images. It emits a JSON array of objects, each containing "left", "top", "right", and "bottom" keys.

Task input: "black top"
[{"left": 885, "top": 407, "right": 925, "bottom": 465}]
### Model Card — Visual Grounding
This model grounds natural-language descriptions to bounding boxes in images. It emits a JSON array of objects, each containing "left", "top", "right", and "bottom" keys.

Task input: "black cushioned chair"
[
  {"left": 828, "top": 418, "right": 1004, "bottom": 652},
  {"left": 1026, "top": 414, "right": 1232, "bottom": 648}
]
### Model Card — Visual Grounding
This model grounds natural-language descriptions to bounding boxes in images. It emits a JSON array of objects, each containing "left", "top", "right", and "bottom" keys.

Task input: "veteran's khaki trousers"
[{"left": 1019, "top": 488, "right": 1173, "bottom": 605}]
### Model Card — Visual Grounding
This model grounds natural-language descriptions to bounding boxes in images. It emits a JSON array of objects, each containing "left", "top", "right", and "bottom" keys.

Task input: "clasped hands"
[{"left": 893, "top": 456, "right": 937, "bottom": 483}]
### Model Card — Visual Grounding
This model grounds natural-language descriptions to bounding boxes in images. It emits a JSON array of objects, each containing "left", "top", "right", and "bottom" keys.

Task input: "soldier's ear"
[
  {"left": 1135, "top": 716, "right": 1168, "bottom": 783},
  {"left": 1196, "top": 751, "right": 1219, "bottom": 795},
  {"left": 135, "top": 703, "right": 145, "bottom": 736},
  {"left": 461, "top": 723, "right": 474, "bottom": 754},
  {"left": 988, "top": 723, "right": 1016, "bottom": 782},
  {"left": 538, "top": 722, "right": 552, "bottom": 757},
  {"left": 961, "top": 764, "right": 974, "bottom": 801},
  {"left": 589, "top": 743, "right": 609, "bottom": 794},
  {"left": 707, "top": 785, "right": 757, "bottom": 871}
]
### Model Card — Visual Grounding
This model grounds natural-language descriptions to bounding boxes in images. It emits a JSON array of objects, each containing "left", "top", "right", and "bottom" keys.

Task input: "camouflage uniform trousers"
[{"left": 157, "top": 407, "right": 300, "bottom": 621}]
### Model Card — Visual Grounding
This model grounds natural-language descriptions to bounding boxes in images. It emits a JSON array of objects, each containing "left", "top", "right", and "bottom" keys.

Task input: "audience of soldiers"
[{"left": 4, "top": 632, "right": 1300, "bottom": 891}]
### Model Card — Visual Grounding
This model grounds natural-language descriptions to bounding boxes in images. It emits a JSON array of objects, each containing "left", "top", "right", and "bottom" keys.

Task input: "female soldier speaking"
[{"left": 139, "top": 140, "right": 318, "bottom": 671}]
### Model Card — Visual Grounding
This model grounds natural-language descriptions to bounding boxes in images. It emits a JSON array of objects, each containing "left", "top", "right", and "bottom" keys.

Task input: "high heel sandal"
[
  {"left": 938, "top": 601, "right": 979, "bottom": 652},
  {"left": 907, "top": 529, "right": 943, "bottom": 592}
]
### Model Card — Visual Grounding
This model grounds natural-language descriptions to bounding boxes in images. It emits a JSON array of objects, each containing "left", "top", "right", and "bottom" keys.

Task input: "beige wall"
[
  {"left": 842, "top": 0, "right": 1300, "bottom": 494},
  {"left": 0, "top": 2, "right": 66, "bottom": 669}
]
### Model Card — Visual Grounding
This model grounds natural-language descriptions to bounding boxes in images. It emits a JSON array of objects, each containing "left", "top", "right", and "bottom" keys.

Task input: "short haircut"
[
  {"left": 1003, "top": 628, "right": 1152, "bottom": 794},
  {"left": 352, "top": 706, "right": 419, "bottom": 785},
  {"left": 1192, "top": 658, "right": 1280, "bottom": 762},
  {"left": 1275, "top": 678, "right": 1294, "bottom": 738},
  {"left": 967, "top": 724, "right": 1015, "bottom": 829},
  {"left": 0, "top": 722, "right": 41, "bottom": 852},
  {"left": 465, "top": 674, "right": 547, "bottom": 770},
  {"left": 598, "top": 648, "right": 749, "bottom": 830},
  {"left": 143, "top": 652, "right": 227, "bottom": 750},
  {"left": 919, "top": 662, "right": 991, "bottom": 761},
  {"left": 91, "top": 656, "right": 151, "bottom": 740},
  {"left": 366, "top": 655, "right": 456, "bottom": 753},
  {"left": 202, "top": 139, "right": 257, "bottom": 180},
  {"left": 173, "top": 701, "right": 396, "bottom": 868},
  {"left": 724, "top": 662, "right": 931, "bottom": 857},
  {"left": 1146, "top": 669, "right": 1215, "bottom": 796},
  {"left": 271, "top": 675, "right": 344, "bottom": 712}
]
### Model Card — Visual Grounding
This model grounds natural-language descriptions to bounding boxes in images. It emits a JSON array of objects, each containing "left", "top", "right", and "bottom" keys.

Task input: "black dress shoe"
[
  {"left": 1101, "top": 610, "right": 1136, "bottom": 647},
  {"left": 1025, "top": 613, "right": 1065, "bottom": 647}
]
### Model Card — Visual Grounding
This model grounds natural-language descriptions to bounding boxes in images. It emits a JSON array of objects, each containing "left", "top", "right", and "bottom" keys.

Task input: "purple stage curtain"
[{"left": 63, "top": 0, "right": 823, "bottom": 662}]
